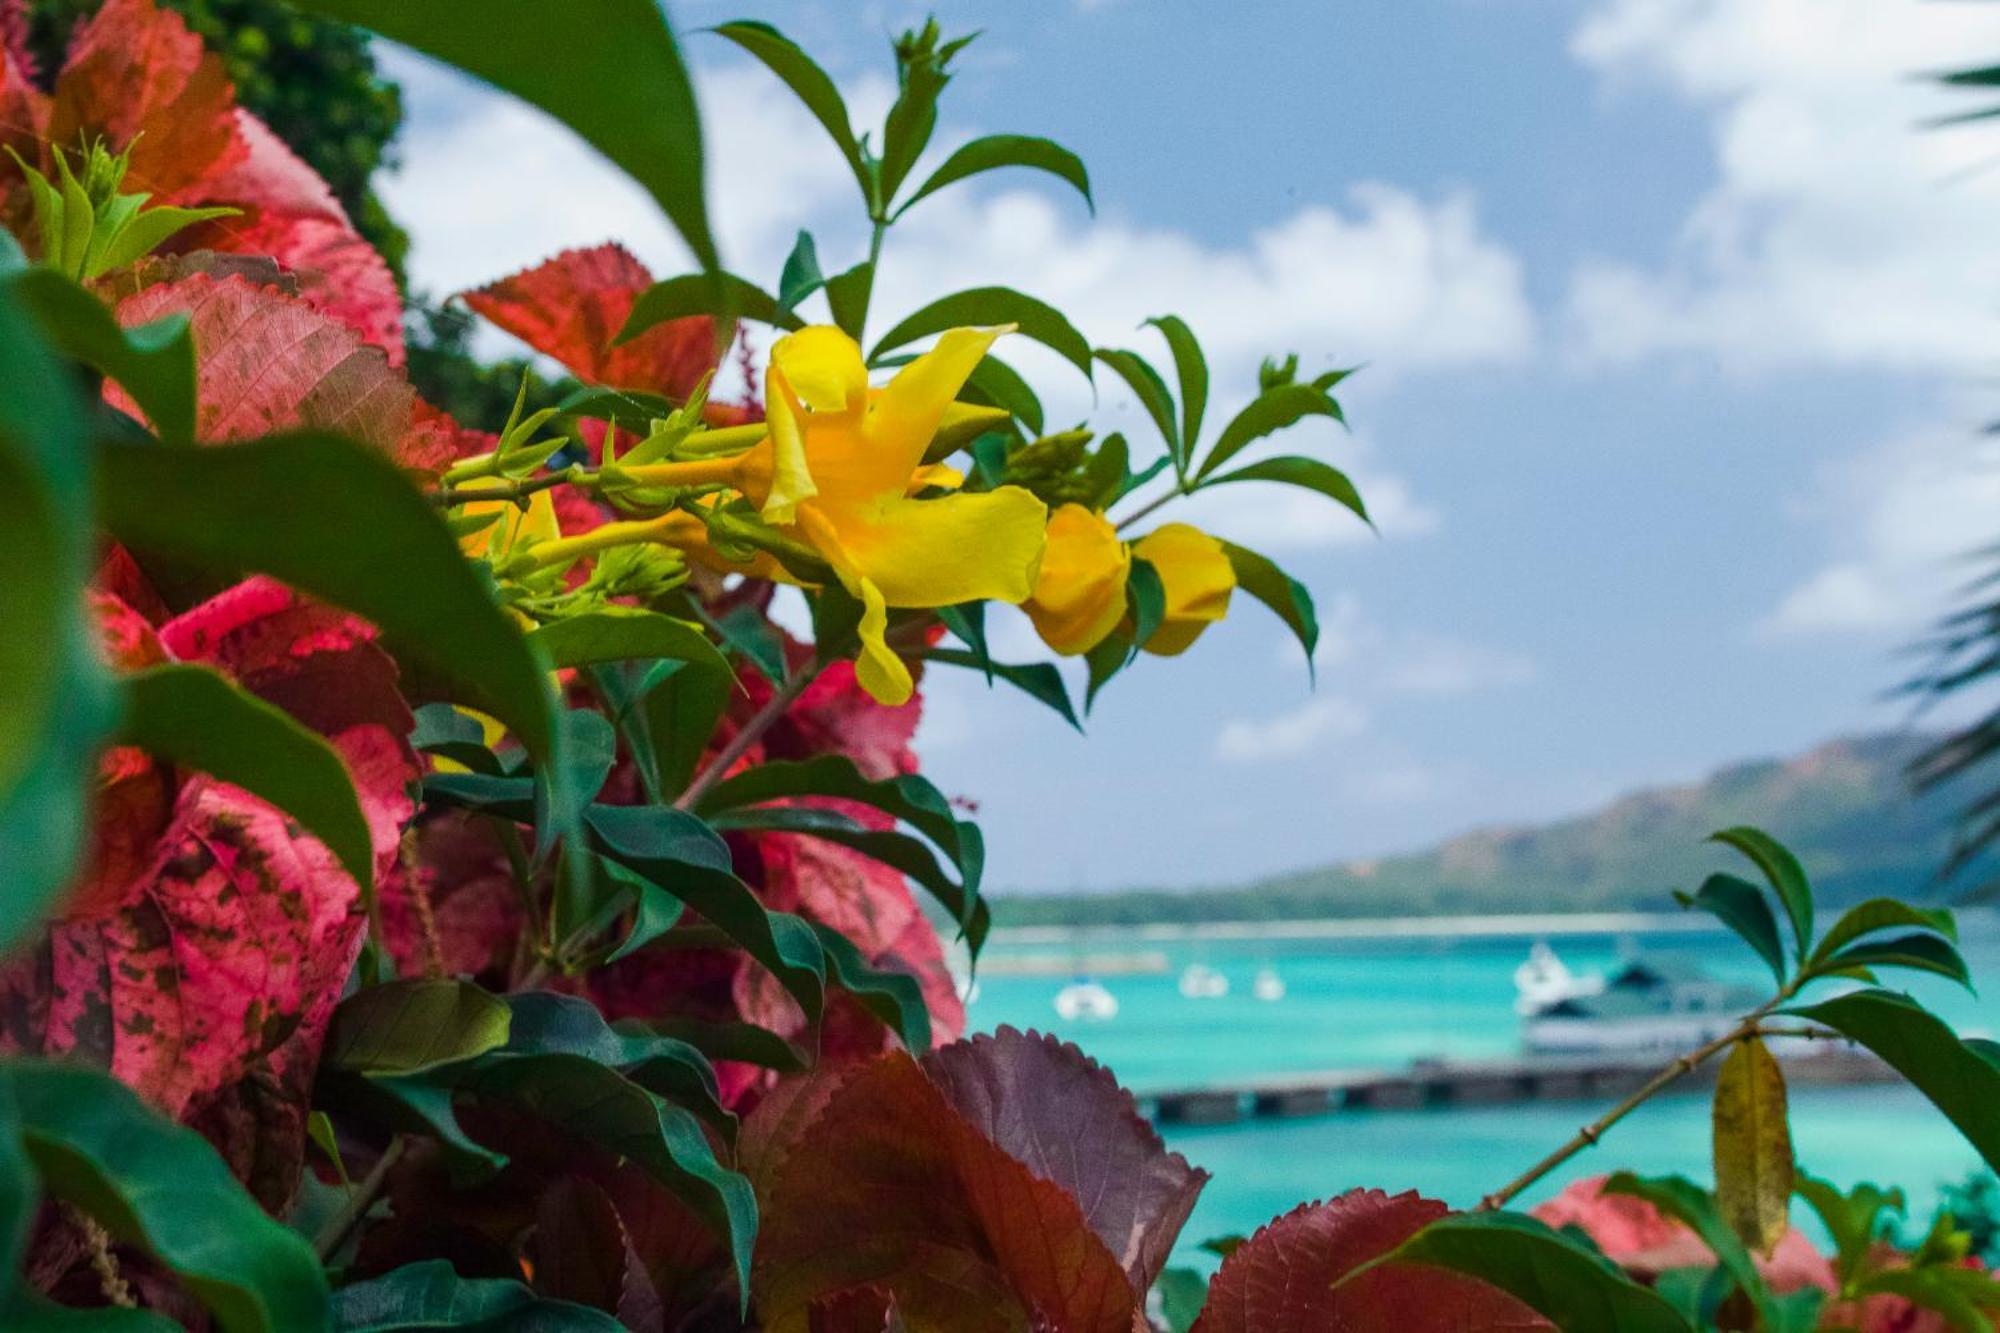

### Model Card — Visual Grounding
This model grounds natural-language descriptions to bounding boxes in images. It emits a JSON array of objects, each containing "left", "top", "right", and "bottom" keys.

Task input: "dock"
[{"left": 1137, "top": 1046, "right": 1894, "bottom": 1126}]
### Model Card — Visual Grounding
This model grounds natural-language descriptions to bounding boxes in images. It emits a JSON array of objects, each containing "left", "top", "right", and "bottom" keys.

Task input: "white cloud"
[
  {"left": 1565, "top": 0, "right": 2000, "bottom": 373},
  {"left": 1304, "top": 594, "right": 1539, "bottom": 696},
  {"left": 1215, "top": 696, "right": 1371, "bottom": 764},
  {"left": 1765, "top": 421, "right": 2000, "bottom": 635}
]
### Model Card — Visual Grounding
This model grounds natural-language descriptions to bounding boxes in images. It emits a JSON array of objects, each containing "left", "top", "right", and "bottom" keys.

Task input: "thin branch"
[
  {"left": 314, "top": 1137, "right": 405, "bottom": 1262},
  {"left": 674, "top": 664, "right": 820, "bottom": 812},
  {"left": 1112, "top": 487, "right": 1179, "bottom": 534},
  {"left": 434, "top": 468, "right": 583, "bottom": 508}
]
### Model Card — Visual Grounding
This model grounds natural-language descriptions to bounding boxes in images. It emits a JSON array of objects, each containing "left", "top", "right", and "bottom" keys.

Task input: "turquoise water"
[{"left": 965, "top": 920, "right": 2000, "bottom": 1259}]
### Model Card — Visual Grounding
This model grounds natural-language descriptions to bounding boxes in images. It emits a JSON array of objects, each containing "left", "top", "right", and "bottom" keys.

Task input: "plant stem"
[
  {"left": 1113, "top": 487, "right": 1179, "bottom": 533},
  {"left": 434, "top": 467, "right": 583, "bottom": 508},
  {"left": 314, "top": 1136, "right": 405, "bottom": 1262},
  {"left": 674, "top": 664, "right": 819, "bottom": 812},
  {"left": 1475, "top": 993, "right": 1792, "bottom": 1213}
]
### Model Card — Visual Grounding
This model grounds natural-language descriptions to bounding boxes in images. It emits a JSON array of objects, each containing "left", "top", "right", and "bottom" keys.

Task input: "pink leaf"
[{"left": 114, "top": 273, "right": 413, "bottom": 448}]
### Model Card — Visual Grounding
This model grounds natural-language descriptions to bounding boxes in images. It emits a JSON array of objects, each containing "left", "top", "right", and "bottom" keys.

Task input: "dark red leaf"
[
  {"left": 923, "top": 1028, "right": 1205, "bottom": 1291},
  {"left": 755, "top": 1050, "right": 1141, "bottom": 1333},
  {"left": 1192, "top": 1190, "right": 1555, "bottom": 1333},
  {"left": 461, "top": 243, "right": 718, "bottom": 397},
  {"left": 529, "top": 1176, "right": 665, "bottom": 1331}
]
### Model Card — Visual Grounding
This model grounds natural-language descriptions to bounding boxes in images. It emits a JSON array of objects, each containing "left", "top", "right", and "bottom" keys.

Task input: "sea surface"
[{"left": 963, "top": 916, "right": 2000, "bottom": 1266}]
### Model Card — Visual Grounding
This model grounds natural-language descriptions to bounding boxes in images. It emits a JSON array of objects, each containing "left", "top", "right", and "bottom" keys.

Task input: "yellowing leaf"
[{"left": 1712, "top": 1037, "right": 1793, "bottom": 1256}]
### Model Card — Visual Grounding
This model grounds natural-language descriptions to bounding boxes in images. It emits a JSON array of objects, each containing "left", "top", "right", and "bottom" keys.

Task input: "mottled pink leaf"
[
  {"left": 923, "top": 1028, "right": 1205, "bottom": 1292},
  {"left": 1192, "top": 1190, "right": 1554, "bottom": 1333},
  {"left": 113, "top": 273, "right": 413, "bottom": 448}
]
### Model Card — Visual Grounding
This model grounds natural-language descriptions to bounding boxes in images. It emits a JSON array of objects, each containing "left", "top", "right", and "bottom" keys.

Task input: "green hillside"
[{"left": 994, "top": 734, "right": 1986, "bottom": 926}]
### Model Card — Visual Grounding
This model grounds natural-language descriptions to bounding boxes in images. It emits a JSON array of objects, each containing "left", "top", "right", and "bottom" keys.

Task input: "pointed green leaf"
[
  {"left": 923, "top": 646, "right": 1081, "bottom": 731},
  {"left": 895, "top": 133, "right": 1093, "bottom": 218},
  {"left": 1817, "top": 933, "right": 1972, "bottom": 990},
  {"left": 616, "top": 271, "right": 800, "bottom": 345},
  {"left": 323, "top": 979, "right": 513, "bottom": 1075},
  {"left": 1712, "top": 827, "right": 1814, "bottom": 964},
  {"left": 811, "top": 921, "right": 931, "bottom": 1052},
  {"left": 333, "top": 1261, "right": 624, "bottom": 1331},
  {"left": 1094, "top": 347, "right": 1180, "bottom": 457},
  {"left": 960, "top": 351, "right": 1044, "bottom": 436},
  {"left": 1127, "top": 556, "right": 1166, "bottom": 663},
  {"left": 92, "top": 205, "right": 238, "bottom": 279},
  {"left": 1603, "top": 1172, "right": 1776, "bottom": 1322},
  {"left": 711, "top": 21, "right": 869, "bottom": 204},
  {"left": 292, "top": 0, "right": 719, "bottom": 269},
  {"left": 1201, "top": 454, "right": 1369, "bottom": 526},
  {"left": 6, "top": 1061, "right": 329, "bottom": 1332},
  {"left": 10, "top": 268, "right": 196, "bottom": 444},
  {"left": 1809, "top": 898, "right": 1957, "bottom": 966},
  {"left": 823, "top": 261, "right": 874, "bottom": 341},
  {"left": 777, "top": 230, "right": 824, "bottom": 316},
  {"left": 1196, "top": 382, "right": 1347, "bottom": 481},
  {"left": 1220, "top": 541, "right": 1319, "bottom": 670},
  {"left": 1676, "top": 873, "right": 1787, "bottom": 987},
  {"left": 118, "top": 662, "right": 376, "bottom": 897},
  {"left": 1144, "top": 315, "right": 1208, "bottom": 456},
  {"left": 528, "top": 608, "right": 730, "bottom": 679},
  {"left": 872, "top": 287, "right": 1092, "bottom": 380}
]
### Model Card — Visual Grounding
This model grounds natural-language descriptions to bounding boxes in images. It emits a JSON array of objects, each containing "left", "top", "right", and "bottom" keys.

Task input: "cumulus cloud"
[
  {"left": 1306, "top": 594, "right": 1539, "bottom": 696},
  {"left": 1765, "top": 421, "right": 2000, "bottom": 635},
  {"left": 1215, "top": 696, "right": 1371, "bottom": 764},
  {"left": 1565, "top": 0, "right": 2000, "bottom": 373}
]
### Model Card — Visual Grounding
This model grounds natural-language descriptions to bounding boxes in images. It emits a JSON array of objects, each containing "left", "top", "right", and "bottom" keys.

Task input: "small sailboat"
[
  {"left": 1053, "top": 976, "right": 1118, "bottom": 1021},
  {"left": 1511, "top": 941, "right": 1604, "bottom": 1016},
  {"left": 1252, "top": 967, "right": 1286, "bottom": 1002},
  {"left": 1178, "top": 963, "right": 1229, "bottom": 999}
]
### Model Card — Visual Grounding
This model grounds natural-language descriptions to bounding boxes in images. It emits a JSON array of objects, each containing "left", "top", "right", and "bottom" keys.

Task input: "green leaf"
[
  {"left": 1856, "top": 1265, "right": 2000, "bottom": 1332},
  {"left": 1603, "top": 1173, "right": 1779, "bottom": 1324},
  {"left": 1145, "top": 315, "right": 1208, "bottom": 459},
  {"left": 776, "top": 230, "right": 824, "bottom": 316},
  {"left": 1675, "top": 873, "right": 1787, "bottom": 988},
  {"left": 1094, "top": 347, "right": 1180, "bottom": 458},
  {"left": 118, "top": 662, "right": 377, "bottom": 897},
  {"left": 1196, "top": 381, "right": 1346, "bottom": 481},
  {"left": 1795, "top": 1173, "right": 1904, "bottom": 1287},
  {"left": 1788, "top": 990, "right": 2000, "bottom": 1173},
  {"left": 1126, "top": 556, "right": 1167, "bottom": 665},
  {"left": 895, "top": 133, "right": 1093, "bottom": 219},
  {"left": 1809, "top": 898, "right": 1958, "bottom": 966},
  {"left": 644, "top": 1018, "right": 809, "bottom": 1073},
  {"left": 960, "top": 351, "right": 1044, "bottom": 436},
  {"left": 292, "top": 0, "right": 719, "bottom": 270},
  {"left": 93, "top": 204, "right": 239, "bottom": 279},
  {"left": 707, "top": 602, "right": 789, "bottom": 685},
  {"left": 711, "top": 21, "right": 869, "bottom": 205},
  {"left": 616, "top": 271, "right": 801, "bottom": 346},
  {"left": 95, "top": 432, "right": 561, "bottom": 777},
  {"left": 872, "top": 287, "right": 1093, "bottom": 380},
  {"left": 1710, "top": 1039, "right": 1794, "bottom": 1256},
  {"left": 642, "top": 661, "right": 730, "bottom": 795},
  {"left": 440, "top": 1052, "right": 757, "bottom": 1303},
  {"left": 823, "top": 261, "right": 874, "bottom": 341},
  {"left": 710, "top": 805, "right": 989, "bottom": 956},
  {"left": 1384, "top": 1211, "right": 1692, "bottom": 1333},
  {"left": 1219, "top": 541, "right": 1319, "bottom": 671},
  {"left": 0, "top": 282, "right": 115, "bottom": 953},
  {"left": 1083, "top": 625, "right": 1133, "bottom": 711},
  {"left": 1155, "top": 1266, "right": 1207, "bottom": 1333},
  {"left": 9, "top": 268, "right": 195, "bottom": 444},
  {"left": 811, "top": 921, "right": 931, "bottom": 1053},
  {"left": 527, "top": 608, "right": 730, "bottom": 679},
  {"left": 6, "top": 1060, "right": 329, "bottom": 1332},
  {"left": 583, "top": 803, "right": 827, "bottom": 1023},
  {"left": 322, "top": 979, "right": 513, "bottom": 1075},
  {"left": 923, "top": 646, "right": 1082, "bottom": 731},
  {"left": 1817, "top": 933, "right": 1973, "bottom": 990},
  {"left": 1711, "top": 826, "right": 1814, "bottom": 965},
  {"left": 1200, "top": 454, "right": 1370, "bottom": 526},
  {"left": 489, "top": 992, "right": 731, "bottom": 1134},
  {"left": 333, "top": 1259, "right": 625, "bottom": 1331}
]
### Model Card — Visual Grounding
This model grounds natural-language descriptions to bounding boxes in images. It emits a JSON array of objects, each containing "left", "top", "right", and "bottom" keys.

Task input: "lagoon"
[{"left": 965, "top": 916, "right": 2000, "bottom": 1260}]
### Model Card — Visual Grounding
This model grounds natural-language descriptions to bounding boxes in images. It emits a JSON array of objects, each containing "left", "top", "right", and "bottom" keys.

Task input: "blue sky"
[{"left": 377, "top": 0, "right": 2000, "bottom": 893}]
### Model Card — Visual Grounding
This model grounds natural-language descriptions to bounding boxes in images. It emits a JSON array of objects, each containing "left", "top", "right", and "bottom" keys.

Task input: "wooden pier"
[{"left": 1138, "top": 1047, "right": 1894, "bottom": 1126}]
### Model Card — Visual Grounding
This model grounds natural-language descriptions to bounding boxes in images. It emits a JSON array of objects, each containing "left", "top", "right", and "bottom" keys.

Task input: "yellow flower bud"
[
  {"left": 1132, "top": 523, "right": 1235, "bottom": 656},
  {"left": 1025, "top": 504, "right": 1130, "bottom": 656}
]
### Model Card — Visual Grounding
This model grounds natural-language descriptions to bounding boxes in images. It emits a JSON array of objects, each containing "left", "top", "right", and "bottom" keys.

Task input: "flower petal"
[
  {"left": 798, "top": 507, "right": 912, "bottom": 707},
  {"left": 772, "top": 325, "right": 868, "bottom": 414},
  {"left": 1026, "top": 505, "right": 1130, "bottom": 656},
  {"left": 837, "top": 488, "right": 1048, "bottom": 609},
  {"left": 1133, "top": 523, "right": 1235, "bottom": 656},
  {"left": 865, "top": 326, "right": 1007, "bottom": 485}
]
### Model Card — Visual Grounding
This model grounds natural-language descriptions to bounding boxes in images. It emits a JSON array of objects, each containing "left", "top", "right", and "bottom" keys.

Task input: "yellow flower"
[
  {"left": 622, "top": 325, "right": 1047, "bottom": 706},
  {"left": 1132, "top": 523, "right": 1235, "bottom": 656},
  {"left": 1025, "top": 504, "right": 1130, "bottom": 656},
  {"left": 458, "top": 482, "right": 560, "bottom": 560}
]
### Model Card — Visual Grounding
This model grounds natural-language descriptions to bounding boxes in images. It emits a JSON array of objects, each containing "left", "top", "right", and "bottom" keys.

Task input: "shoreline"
[{"left": 988, "top": 911, "right": 1743, "bottom": 946}]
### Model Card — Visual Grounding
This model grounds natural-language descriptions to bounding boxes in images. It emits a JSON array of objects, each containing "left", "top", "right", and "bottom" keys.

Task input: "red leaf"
[
  {"left": 48, "top": 0, "right": 240, "bottom": 199},
  {"left": 755, "top": 1050, "right": 1141, "bottom": 1333},
  {"left": 766, "top": 658, "right": 923, "bottom": 781},
  {"left": 398, "top": 399, "right": 497, "bottom": 479},
  {"left": 461, "top": 244, "right": 719, "bottom": 397},
  {"left": 114, "top": 272, "right": 413, "bottom": 448},
  {"left": 1191, "top": 1190, "right": 1555, "bottom": 1333},
  {"left": 529, "top": 1176, "right": 665, "bottom": 1330},
  {"left": 755, "top": 809, "right": 921, "bottom": 958},
  {"left": 923, "top": 1028, "right": 1206, "bottom": 1292},
  {"left": 186, "top": 111, "right": 405, "bottom": 364}
]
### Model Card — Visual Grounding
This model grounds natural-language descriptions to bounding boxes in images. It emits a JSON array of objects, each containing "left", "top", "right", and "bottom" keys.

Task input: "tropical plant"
[{"left": 2, "top": 4, "right": 1998, "bottom": 1331}]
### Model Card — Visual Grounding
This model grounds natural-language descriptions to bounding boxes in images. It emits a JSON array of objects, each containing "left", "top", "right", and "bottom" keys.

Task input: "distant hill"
[{"left": 993, "top": 734, "right": 1987, "bottom": 927}]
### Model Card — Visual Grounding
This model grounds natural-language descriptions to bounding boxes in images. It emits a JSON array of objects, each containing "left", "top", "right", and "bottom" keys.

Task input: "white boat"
[
  {"left": 1512, "top": 941, "right": 1604, "bottom": 1016},
  {"left": 1053, "top": 977, "right": 1118, "bottom": 1021},
  {"left": 1521, "top": 956, "right": 1764, "bottom": 1055},
  {"left": 1252, "top": 967, "right": 1286, "bottom": 1002},
  {"left": 1178, "top": 963, "right": 1229, "bottom": 999}
]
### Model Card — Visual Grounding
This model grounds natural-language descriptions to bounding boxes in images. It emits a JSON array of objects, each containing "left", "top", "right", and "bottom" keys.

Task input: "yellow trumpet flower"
[
  {"left": 458, "top": 482, "right": 560, "bottom": 560},
  {"left": 622, "top": 325, "right": 1048, "bottom": 706},
  {"left": 1025, "top": 504, "right": 1130, "bottom": 656},
  {"left": 1132, "top": 523, "right": 1235, "bottom": 656}
]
